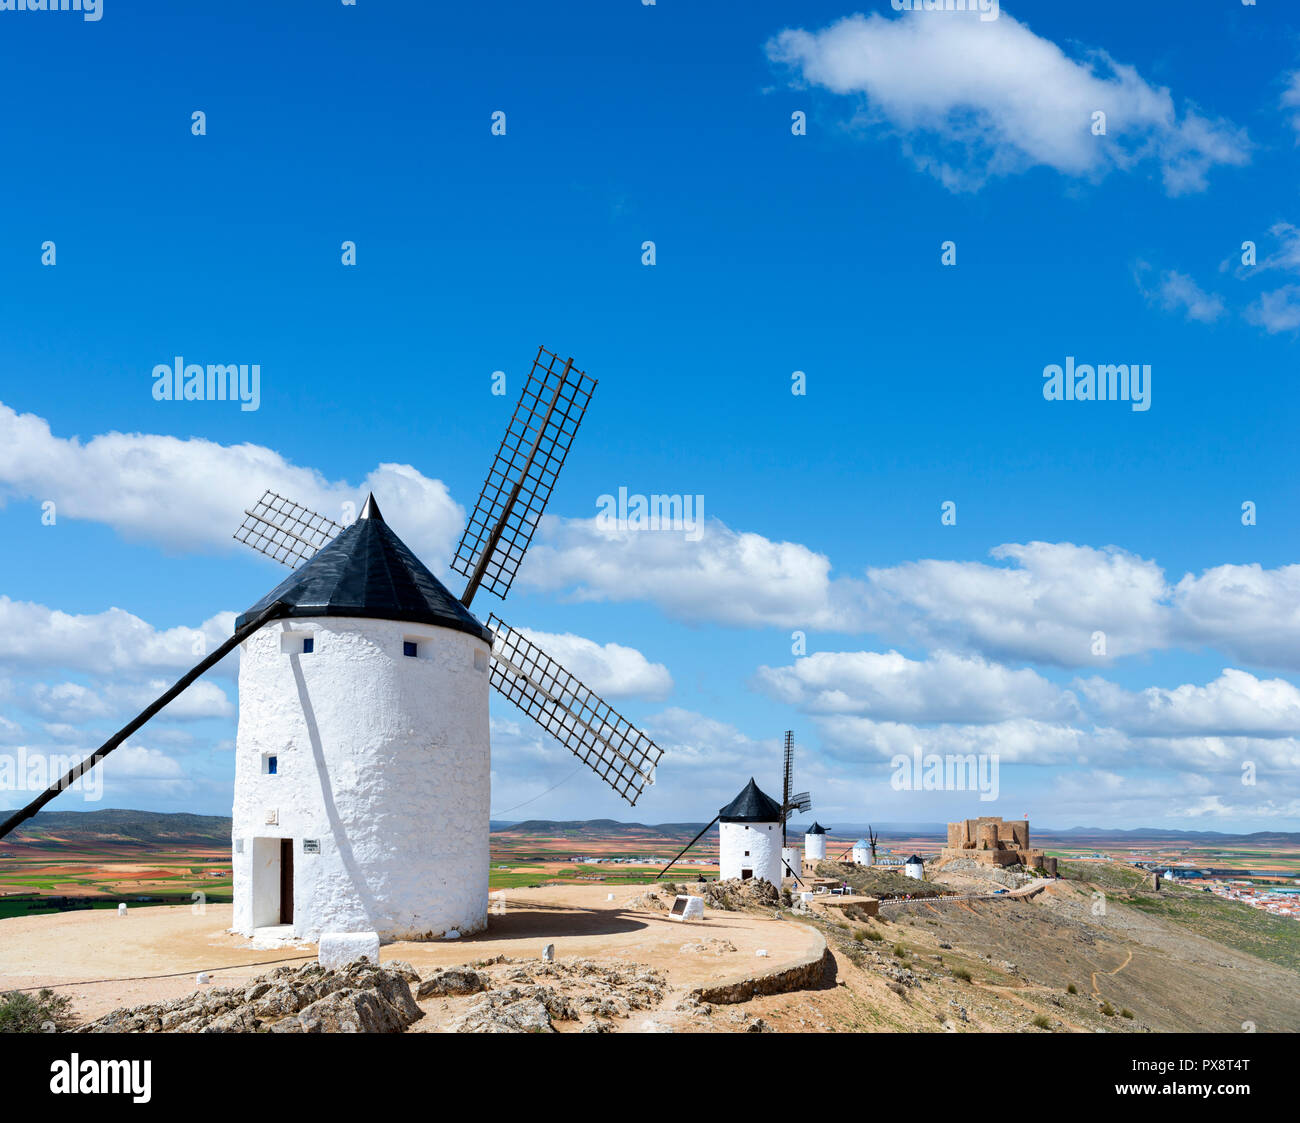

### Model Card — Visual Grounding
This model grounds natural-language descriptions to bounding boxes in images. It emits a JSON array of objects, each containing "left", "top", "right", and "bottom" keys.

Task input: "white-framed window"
[{"left": 262, "top": 753, "right": 279, "bottom": 775}]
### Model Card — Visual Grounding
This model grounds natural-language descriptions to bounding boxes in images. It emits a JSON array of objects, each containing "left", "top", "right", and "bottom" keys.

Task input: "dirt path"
[{"left": 1090, "top": 947, "right": 1133, "bottom": 996}]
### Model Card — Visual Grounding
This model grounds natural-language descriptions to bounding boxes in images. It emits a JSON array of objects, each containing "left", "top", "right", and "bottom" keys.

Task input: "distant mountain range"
[
  {"left": 3, "top": 810, "right": 1296, "bottom": 848},
  {"left": 2, "top": 809, "right": 232, "bottom": 848}
]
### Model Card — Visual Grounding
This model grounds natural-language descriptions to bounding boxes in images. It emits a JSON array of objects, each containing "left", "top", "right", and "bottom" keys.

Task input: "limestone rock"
[{"left": 417, "top": 967, "right": 490, "bottom": 999}]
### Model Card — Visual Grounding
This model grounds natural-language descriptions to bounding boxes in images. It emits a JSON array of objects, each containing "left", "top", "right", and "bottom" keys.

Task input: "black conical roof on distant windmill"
[
  {"left": 235, "top": 494, "right": 492, "bottom": 641},
  {"left": 718, "top": 778, "right": 784, "bottom": 823},
  {"left": 806, "top": 821, "right": 828, "bottom": 835}
]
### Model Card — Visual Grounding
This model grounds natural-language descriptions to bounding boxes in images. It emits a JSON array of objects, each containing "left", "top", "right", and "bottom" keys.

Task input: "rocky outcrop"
[
  {"left": 82, "top": 959, "right": 421, "bottom": 1034},
  {"left": 444, "top": 957, "right": 668, "bottom": 1032},
  {"left": 417, "top": 966, "right": 490, "bottom": 998}
]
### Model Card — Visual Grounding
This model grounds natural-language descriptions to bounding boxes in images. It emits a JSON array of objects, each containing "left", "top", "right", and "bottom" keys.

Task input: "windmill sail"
[
  {"left": 778, "top": 729, "right": 810, "bottom": 846},
  {"left": 487, "top": 615, "right": 662, "bottom": 806},
  {"left": 0, "top": 600, "right": 286, "bottom": 841},
  {"left": 452, "top": 347, "right": 596, "bottom": 607},
  {"left": 234, "top": 490, "right": 342, "bottom": 568}
]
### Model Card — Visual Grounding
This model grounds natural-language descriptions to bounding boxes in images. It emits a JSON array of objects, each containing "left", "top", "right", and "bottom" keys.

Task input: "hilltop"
[{"left": 1, "top": 810, "right": 231, "bottom": 849}]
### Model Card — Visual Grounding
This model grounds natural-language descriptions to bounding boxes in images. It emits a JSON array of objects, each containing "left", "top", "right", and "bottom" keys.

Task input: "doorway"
[
  {"left": 279, "top": 838, "right": 294, "bottom": 924},
  {"left": 741, "top": 868, "right": 753, "bottom": 880}
]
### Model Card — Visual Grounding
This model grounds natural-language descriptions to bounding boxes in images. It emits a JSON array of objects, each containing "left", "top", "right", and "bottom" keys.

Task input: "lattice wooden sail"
[
  {"left": 487, "top": 614, "right": 662, "bottom": 806},
  {"left": 233, "top": 490, "right": 342, "bottom": 568},
  {"left": 452, "top": 347, "right": 596, "bottom": 606}
]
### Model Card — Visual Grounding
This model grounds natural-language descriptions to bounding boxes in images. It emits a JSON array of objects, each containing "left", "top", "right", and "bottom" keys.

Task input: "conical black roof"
[
  {"left": 906, "top": 854, "right": 924, "bottom": 865},
  {"left": 806, "top": 821, "right": 828, "bottom": 835},
  {"left": 235, "top": 494, "right": 492, "bottom": 642},
  {"left": 718, "top": 778, "right": 783, "bottom": 823}
]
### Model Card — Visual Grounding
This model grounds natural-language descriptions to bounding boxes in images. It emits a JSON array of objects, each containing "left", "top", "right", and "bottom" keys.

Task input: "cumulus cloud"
[
  {"left": 1077, "top": 668, "right": 1300, "bottom": 739},
  {"left": 817, "top": 712, "right": 1115, "bottom": 767},
  {"left": 525, "top": 518, "right": 1300, "bottom": 671},
  {"left": 766, "top": 9, "right": 1249, "bottom": 194},
  {"left": 517, "top": 628, "right": 673, "bottom": 701},
  {"left": 1171, "top": 563, "right": 1300, "bottom": 668},
  {"left": 754, "top": 649, "right": 1074, "bottom": 723},
  {"left": 27, "top": 679, "right": 233, "bottom": 723},
  {"left": 0, "top": 402, "right": 464, "bottom": 563},
  {"left": 1049, "top": 769, "right": 1300, "bottom": 824},
  {"left": 862, "top": 542, "right": 1172, "bottom": 667},
  {"left": 0, "top": 596, "right": 236, "bottom": 676},
  {"left": 520, "top": 515, "right": 866, "bottom": 630}
]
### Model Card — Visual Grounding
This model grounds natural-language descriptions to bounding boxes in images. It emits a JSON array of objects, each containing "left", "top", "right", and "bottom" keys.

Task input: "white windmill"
[
  {"left": 657, "top": 729, "right": 811, "bottom": 886},
  {"left": 804, "top": 821, "right": 829, "bottom": 863},
  {"left": 0, "top": 348, "right": 667, "bottom": 945},
  {"left": 715, "top": 779, "right": 784, "bottom": 884}
]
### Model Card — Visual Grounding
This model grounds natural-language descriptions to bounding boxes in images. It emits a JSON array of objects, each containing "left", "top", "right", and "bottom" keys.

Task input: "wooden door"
[{"left": 279, "top": 838, "right": 294, "bottom": 924}]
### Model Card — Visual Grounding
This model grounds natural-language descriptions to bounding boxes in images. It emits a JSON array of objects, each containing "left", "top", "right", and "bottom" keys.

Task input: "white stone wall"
[
  {"left": 718, "top": 820, "right": 782, "bottom": 885},
  {"left": 852, "top": 844, "right": 872, "bottom": 865},
  {"left": 780, "top": 847, "right": 802, "bottom": 881},
  {"left": 905, "top": 860, "right": 924, "bottom": 880},
  {"left": 232, "top": 616, "right": 491, "bottom": 942},
  {"left": 805, "top": 832, "right": 827, "bottom": 861}
]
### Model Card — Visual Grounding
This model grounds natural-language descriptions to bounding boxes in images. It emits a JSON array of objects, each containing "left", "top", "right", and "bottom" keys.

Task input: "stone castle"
[{"left": 940, "top": 817, "right": 1057, "bottom": 877}]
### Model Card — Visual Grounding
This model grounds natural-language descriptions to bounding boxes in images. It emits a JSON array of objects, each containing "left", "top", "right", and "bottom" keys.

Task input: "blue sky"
[{"left": 1, "top": 1, "right": 1298, "bottom": 831}]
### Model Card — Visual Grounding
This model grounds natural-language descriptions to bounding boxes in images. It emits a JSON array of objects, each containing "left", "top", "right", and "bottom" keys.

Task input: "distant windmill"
[
  {"left": 848, "top": 825, "right": 879, "bottom": 865},
  {"left": 0, "top": 348, "right": 667, "bottom": 943},
  {"left": 659, "top": 728, "right": 810, "bottom": 883}
]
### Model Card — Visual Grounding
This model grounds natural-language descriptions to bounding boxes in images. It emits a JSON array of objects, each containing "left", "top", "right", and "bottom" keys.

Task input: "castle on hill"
[{"left": 940, "top": 816, "right": 1057, "bottom": 877}]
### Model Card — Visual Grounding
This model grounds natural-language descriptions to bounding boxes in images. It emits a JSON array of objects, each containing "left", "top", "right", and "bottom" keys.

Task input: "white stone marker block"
[
  {"left": 196, "top": 972, "right": 212, "bottom": 985},
  {"left": 669, "top": 895, "right": 705, "bottom": 922},
  {"left": 541, "top": 943, "right": 555, "bottom": 962},
  {"left": 117, "top": 903, "right": 127, "bottom": 917},
  {"left": 318, "top": 931, "right": 380, "bottom": 969},
  {"left": 444, "top": 929, "right": 461, "bottom": 940}
]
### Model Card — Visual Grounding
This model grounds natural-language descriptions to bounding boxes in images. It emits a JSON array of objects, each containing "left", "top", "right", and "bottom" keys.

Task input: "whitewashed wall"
[
  {"left": 718, "top": 820, "right": 782, "bottom": 885},
  {"left": 232, "top": 616, "right": 491, "bottom": 941},
  {"left": 805, "top": 831, "right": 827, "bottom": 861},
  {"left": 781, "top": 847, "right": 802, "bottom": 881}
]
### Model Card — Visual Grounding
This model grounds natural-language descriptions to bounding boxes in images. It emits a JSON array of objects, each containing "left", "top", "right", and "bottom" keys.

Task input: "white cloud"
[
  {"left": 521, "top": 515, "right": 866, "bottom": 630},
  {"left": 0, "top": 402, "right": 463, "bottom": 563},
  {"left": 517, "top": 628, "right": 673, "bottom": 701},
  {"left": 27, "top": 679, "right": 233, "bottom": 723},
  {"left": 526, "top": 519, "right": 1300, "bottom": 671},
  {"left": 1172, "top": 563, "right": 1300, "bottom": 668},
  {"left": 0, "top": 596, "right": 236, "bottom": 676},
  {"left": 754, "top": 649, "right": 1073, "bottom": 723},
  {"left": 1049, "top": 769, "right": 1300, "bottom": 824},
  {"left": 766, "top": 9, "right": 1248, "bottom": 194},
  {"left": 862, "top": 542, "right": 1172, "bottom": 666},
  {"left": 1252, "top": 221, "right": 1300, "bottom": 274},
  {"left": 1245, "top": 284, "right": 1300, "bottom": 334},
  {"left": 1281, "top": 71, "right": 1300, "bottom": 140},
  {"left": 1078, "top": 668, "right": 1300, "bottom": 738},
  {"left": 1135, "top": 264, "right": 1224, "bottom": 323}
]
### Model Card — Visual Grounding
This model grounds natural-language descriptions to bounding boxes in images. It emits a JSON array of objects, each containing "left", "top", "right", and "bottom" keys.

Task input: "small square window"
[
  {"left": 403, "top": 641, "right": 418, "bottom": 658},
  {"left": 301, "top": 637, "right": 314, "bottom": 654},
  {"left": 744, "top": 850, "right": 750, "bottom": 857}
]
